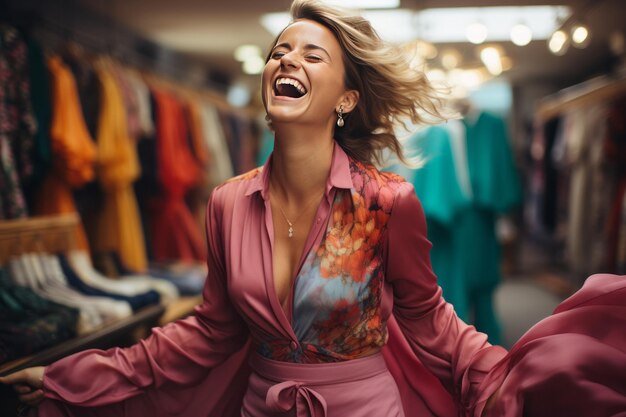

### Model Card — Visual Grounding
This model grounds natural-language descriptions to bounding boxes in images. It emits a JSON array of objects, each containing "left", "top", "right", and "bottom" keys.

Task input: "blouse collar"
[{"left": 245, "top": 141, "right": 354, "bottom": 200}]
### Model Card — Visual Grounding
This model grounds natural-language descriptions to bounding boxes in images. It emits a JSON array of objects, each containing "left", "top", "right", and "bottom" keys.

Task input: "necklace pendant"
[{"left": 288, "top": 225, "right": 294, "bottom": 238}]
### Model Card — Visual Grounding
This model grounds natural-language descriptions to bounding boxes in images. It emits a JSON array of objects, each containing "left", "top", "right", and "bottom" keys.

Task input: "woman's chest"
[{"left": 224, "top": 191, "right": 392, "bottom": 339}]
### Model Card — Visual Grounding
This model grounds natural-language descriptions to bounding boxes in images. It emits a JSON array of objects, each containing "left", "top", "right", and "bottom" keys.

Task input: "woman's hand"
[{"left": 0, "top": 366, "right": 46, "bottom": 407}]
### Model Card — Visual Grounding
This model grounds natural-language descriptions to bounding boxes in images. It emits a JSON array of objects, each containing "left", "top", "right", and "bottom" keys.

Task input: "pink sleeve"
[
  {"left": 384, "top": 182, "right": 507, "bottom": 410},
  {"left": 43, "top": 189, "right": 249, "bottom": 406}
]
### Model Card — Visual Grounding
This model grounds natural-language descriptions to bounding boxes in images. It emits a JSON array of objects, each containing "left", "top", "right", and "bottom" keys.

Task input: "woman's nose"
[{"left": 280, "top": 52, "right": 300, "bottom": 69}]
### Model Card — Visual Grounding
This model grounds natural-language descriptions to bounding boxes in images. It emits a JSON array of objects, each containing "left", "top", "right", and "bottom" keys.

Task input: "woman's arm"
[
  {"left": 384, "top": 182, "right": 507, "bottom": 410},
  {"left": 35, "top": 189, "right": 248, "bottom": 407}
]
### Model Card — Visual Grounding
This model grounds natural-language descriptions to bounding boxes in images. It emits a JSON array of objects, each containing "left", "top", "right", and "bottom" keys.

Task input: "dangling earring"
[
  {"left": 265, "top": 114, "right": 271, "bottom": 122},
  {"left": 336, "top": 105, "right": 344, "bottom": 127}
]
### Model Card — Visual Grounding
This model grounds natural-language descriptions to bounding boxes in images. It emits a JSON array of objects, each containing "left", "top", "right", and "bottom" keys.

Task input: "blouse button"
[{"left": 290, "top": 341, "right": 298, "bottom": 350}]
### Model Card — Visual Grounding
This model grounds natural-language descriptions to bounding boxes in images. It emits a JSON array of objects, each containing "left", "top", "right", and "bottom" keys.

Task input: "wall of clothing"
[
  {"left": 388, "top": 109, "right": 522, "bottom": 345},
  {"left": 527, "top": 79, "right": 626, "bottom": 282},
  {"left": 0, "top": 21, "right": 260, "bottom": 369},
  {"left": 0, "top": 23, "right": 260, "bottom": 269}
]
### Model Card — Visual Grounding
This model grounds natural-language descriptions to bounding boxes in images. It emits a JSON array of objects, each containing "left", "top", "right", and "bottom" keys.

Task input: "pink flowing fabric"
[{"left": 474, "top": 273, "right": 626, "bottom": 417}]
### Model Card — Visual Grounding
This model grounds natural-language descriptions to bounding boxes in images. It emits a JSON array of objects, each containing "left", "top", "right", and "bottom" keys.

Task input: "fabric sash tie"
[
  {"left": 250, "top": 351, "right": 389, "bottom": 417},
  {"left": 266, "top": 380, "right": 327, "bottom": 417}
]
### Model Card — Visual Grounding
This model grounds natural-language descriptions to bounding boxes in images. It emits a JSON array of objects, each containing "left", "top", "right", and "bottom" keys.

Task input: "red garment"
[{"left": 149, "top": 89, "right": 205, "bottom": 262}]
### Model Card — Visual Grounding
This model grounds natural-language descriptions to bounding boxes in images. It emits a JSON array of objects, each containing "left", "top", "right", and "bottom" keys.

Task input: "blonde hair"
[{"left": 270, "top": 0, "right": 445, "bottom": 166}]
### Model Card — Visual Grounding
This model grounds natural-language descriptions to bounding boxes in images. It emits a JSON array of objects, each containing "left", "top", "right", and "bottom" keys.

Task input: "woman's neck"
[{"left": 270, "top": 124, "right": 334, "bottom": 203}]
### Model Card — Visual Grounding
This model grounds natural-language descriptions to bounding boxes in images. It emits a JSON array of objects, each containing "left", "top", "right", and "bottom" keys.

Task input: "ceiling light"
[
  {"left": 242, "top": 56, "right": 265, "bottom": 75},
  {"left": 511, "top": 24, "right": 533, "bottom": 46},
  {"left": 571, "top": 24, "right": 590, "bottom": 48},
  {"left": 548, "top": 30, "right": 569, "bottom": 55},
  {"left": 414, "top": 6, "right": 569, "bottom": 43},
  {"left": 480, "top": 46, "right": 503, "bottom": 75},
  {"left": 261, "top": 6, "right": 571, "bottom": 44},
  {"left": 321, "top": 0, "right": 399, "bottom": 8},
  {"left": 234, "top": 45, "right": 262, "bottom": 62},
  {"left": 466, "top": 22, "right": 488, "bottom": 44}
]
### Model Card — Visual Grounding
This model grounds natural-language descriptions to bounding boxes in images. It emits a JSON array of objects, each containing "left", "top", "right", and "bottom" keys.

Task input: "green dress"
[{"left": 402, "top": 113, "right": 521, "bottom": 344}]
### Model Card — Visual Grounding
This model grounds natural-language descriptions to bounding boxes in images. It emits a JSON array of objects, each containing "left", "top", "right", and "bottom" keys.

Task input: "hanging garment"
[
  {"left": 112, "top": 66, "right": 141, "bottom": 141},
  {"left": 408, "top": 113, "right": 521, "bottom": 344},
  {"left": 35, "top": 56, "right": 97, "bottom": 249},
  {"left": 605, "top": 98, "right": 626, "bottom": 274},
  {"left": 61, "top": 53, "right": 103, "bottom": 249},
  {"left": 0, "top": 25, "right": 37, "bottom": 219},
  {"left": 564, "top": 105, "right": 613, "bottom": 280},
  {"left": 452, "top": 112, "right": 521, "bottom": 344},
  {"left": 124, "top": 70, "right": 155, "bottom": 139},
  {"left": 198, "top": 101, "right": 234, "bottom": 186},
  {"left": 185, "top": 97, "right": 211, "bottom": 168},
  {"left": 89, "top": 62, "right": 148, "bottom": 272},
  {"left": 184, "top": 97, "right": 213, "bottom": 239},
  {"left": 36, "top": 144, "right": 626, "bottom": 417},
  {"left": 403, "top": 124, "right": 472, "bottom": 325},
  {"left": 149, "top": 89, "right": 205, "bottom": 262},
  {"left": 22, "top": 33, "right": 52, "bottom": 209}
]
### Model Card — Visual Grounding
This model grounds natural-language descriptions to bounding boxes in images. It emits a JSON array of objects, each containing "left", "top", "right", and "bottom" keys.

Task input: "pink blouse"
[{"left": 42, "top": 143, "right": 507, "bottom": 414}]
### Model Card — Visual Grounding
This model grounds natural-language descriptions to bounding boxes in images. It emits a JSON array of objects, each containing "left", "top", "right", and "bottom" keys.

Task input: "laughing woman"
[{"left": 2, "top": 1, "right": 625, "bottom": 416}]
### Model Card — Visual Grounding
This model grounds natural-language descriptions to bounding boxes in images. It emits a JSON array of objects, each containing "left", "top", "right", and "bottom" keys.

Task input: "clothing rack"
[{"left": 536, "top": 74, "right": 626, "bottom": 121}]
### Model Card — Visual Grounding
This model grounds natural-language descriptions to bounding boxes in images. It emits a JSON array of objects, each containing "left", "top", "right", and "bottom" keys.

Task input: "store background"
[{"left": 0, "top": 0, "right": 625, "bottom": 415}]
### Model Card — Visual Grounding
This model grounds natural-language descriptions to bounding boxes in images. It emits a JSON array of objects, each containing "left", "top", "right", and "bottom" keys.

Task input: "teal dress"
[{"left": 403, "top": 113, "right": 521, "bottom": 344}]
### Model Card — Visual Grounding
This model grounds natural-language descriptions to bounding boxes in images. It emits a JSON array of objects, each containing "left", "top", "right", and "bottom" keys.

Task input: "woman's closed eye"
[{"left": 271, "top": 51, "right": 286, "bottom": 59}]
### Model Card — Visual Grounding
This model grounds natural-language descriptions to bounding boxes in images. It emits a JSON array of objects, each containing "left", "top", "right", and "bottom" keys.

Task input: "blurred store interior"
[{"left": 0, "top": 0, "right": 625, "bottom": 407}]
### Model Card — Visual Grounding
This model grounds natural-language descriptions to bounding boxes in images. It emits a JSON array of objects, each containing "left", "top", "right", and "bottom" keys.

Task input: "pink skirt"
[{"left": 242, "top": 352, "right": 405, "bottom": 417}]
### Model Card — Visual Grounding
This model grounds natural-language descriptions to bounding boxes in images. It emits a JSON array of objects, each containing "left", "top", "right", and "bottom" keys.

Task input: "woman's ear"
[{"left": 338, "top": 89, "right": 359, "bottom": 113}]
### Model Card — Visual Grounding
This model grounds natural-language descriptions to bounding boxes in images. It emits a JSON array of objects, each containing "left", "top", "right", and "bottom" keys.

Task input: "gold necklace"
[{"left": 275, "top": 193, "right": 324, "bottom": 238}]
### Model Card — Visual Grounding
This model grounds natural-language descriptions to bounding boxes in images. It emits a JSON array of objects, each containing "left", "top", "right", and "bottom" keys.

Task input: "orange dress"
[{"left": 35, "top": 56, "right": 96, "bottom": 249}]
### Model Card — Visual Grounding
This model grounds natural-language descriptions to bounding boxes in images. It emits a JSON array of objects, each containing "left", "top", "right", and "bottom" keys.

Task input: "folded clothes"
[{"left": 58, "top": 254, "right": 160, "bottom": 312}]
